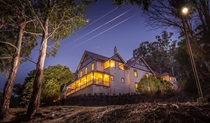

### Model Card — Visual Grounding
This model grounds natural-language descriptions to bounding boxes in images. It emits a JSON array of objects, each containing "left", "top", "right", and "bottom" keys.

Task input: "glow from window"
[
  {"left": 104, "top": 60, "right": 110, "bottom": 69},
  {"left": 145, "top": 73, "right": 149, "bottom": 78},
  {"left": 118, "top": 62, "right": 124, "bottom": 70},
  {"left": 134, "top": 70, "right": 138, "bottom": 77},
  {"left": 110, "top": 60, "right": 115, "bottom": 67},
  {"left": 121, "top": 78, "right": 125, "bottom": 83},
  {"left": 91, "top": 63, "right": 94, "bottom": 70},
  {"left": 80, "top": 71, "right": 83, "bottom": 77},
  {"left": 135, "top": 83, "right": 138, "bottom": 91},
  {"left": 104, "top": 60, "right": 115, "bottom": 69}
]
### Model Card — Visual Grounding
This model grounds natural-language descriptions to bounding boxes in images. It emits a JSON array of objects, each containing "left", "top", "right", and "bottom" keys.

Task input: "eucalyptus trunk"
[
  {"left": 26, "top": 17, "right": 49, "bottom": 119},
  {"left": 0, "top": 22, "right": 26, "bottom": 119}
]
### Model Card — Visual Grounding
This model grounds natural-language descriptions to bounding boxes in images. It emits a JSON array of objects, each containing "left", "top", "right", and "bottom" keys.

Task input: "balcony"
[{"left": 66, "top": 71, "right": 110, "bottom": 96}]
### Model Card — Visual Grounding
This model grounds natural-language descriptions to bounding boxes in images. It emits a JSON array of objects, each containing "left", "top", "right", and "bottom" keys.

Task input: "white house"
[{"left": 65, "top": 47, "right": 177, "bottom": 97}]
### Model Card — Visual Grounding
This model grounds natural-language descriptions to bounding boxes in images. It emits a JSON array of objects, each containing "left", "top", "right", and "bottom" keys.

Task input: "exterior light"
[
  {"left": 182, "top": 7, "right": 189, "bottom": 15},
  {"left": 181, "top": 6, "right": 203, "bottom": 98}
]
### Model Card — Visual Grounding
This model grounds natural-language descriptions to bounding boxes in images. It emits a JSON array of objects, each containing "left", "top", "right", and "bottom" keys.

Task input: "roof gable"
[
  {"left": 126, "top": 57, "right": 155, "bottom": 74},
  {"left": 76, "top": 51, "right": 109, "bottom": 72},
  {"left": 110, "top": 53, "right": 125, "bottom": 63}
]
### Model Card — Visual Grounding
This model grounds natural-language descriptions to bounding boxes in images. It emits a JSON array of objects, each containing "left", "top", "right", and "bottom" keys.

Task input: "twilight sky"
[{"left": 0, "top": 0, "right": 178, "bottom": 91}]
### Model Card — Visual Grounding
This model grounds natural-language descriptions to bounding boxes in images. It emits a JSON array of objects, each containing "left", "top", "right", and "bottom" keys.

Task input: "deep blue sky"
[{"left": 0, "top": 0, "right": 178, "bottom": 91}]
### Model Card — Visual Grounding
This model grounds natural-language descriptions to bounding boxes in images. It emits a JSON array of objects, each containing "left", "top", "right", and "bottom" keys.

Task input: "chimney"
[{"left": 114, "top": 46, "right": 117, "bottom": 54}]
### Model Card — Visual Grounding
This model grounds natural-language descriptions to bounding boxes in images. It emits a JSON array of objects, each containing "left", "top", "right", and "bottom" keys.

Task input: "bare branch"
[{"left": 0, "top": 41, "right": 17, "bottom": 51}]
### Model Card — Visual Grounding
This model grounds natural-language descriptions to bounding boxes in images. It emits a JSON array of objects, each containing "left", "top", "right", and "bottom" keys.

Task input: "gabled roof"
[
  {"left": 110, "top": 53, "right": 125, "bottom": 63},
  {"left": 126, "top": 57, "right": 155, "bottom": 74},
  {"left": 76, "top": 51, "right": 110, "bottom": 72},
  {"left": 85, "top": 50, "right": 109, "bottom": 61}
]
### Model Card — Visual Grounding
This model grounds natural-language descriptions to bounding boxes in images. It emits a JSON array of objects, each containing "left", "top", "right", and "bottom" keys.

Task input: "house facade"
[{"left": 65, "top": 47, "right": 177, "bottom": 97}]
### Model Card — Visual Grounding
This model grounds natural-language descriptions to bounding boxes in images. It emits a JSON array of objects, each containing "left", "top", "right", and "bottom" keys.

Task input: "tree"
[
  {"left": 145, "top": 0, "right": 210, "bottom": 95},
  {"left": 19, "top": 65, "right": 75, "bottom": 107},
  {"left": 137, "top": 75, "right": 173, "bottom": 96},
  {"left": 0, "top": 0, "right": 38, "bottom": 119},
  {"left": 133, "top": 31, "right": 177, "bottom": 75},
  {"left": 25, "top": 0, "right": 89, "bottom": 118},
  {"left": 112, "top": 0, "right": 151, "bottom": 11}
]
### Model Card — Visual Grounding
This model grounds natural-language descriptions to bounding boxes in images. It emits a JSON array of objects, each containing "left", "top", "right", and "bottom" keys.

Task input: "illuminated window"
[
  {"left": 134, "top": 70, "right": 138, "bottom": 77},
  {"left": 110, "top": 60, "right": 115, "bottom": 68},
  {"left": 145, "top": 73, "right": 149, "bottom": 78},
  {"left": 121, "top": 78, "right": 125, "bottom": 83},
  {"left": 111, "top": 75, "right": 114, "bottom": 81},
  {"left": 118, "top": 62, "right": 124, "bottom": 70},
  {"left": 104, "top": 74, "right": 110, "bottom": 86},
  {"left": 80, "top": 70, "right": 83, "bottom": 77},
  {"left": 104, "top": 60, "right": 115, "bottom": 69},
  {"left": 104, "top": 60, "right": 110, "bottom": 69},
  {"left": 162, "top": 77, "right": 166, "bottom": 81},
  {"left": 85, "top": 67, "right": 88, "bottom": 74},
  {"left": 135, "top": 83, "right": 138, "bottom": 91},
  {"left": 91, "top": 63, "right": 94, "bottom": 71},
  {"left": 169, "top": 77, "right": 172, "bottom": 81}
]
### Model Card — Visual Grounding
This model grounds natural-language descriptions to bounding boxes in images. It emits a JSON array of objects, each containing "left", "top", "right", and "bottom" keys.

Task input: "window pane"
[
  {"left": 121, "top": 78, "right": 125, "bottom": 83},
  {"left": 118, "top": 62, "right": 124, "bottom": 70},
  {"left": 91, "top": 63, "right": 94, "bottom": 70},
  {"left": 104, "top": 60, "right": 110, "bottom": 69},
  {"left": 104, "top": 74, "right": 110, "bottom": 86},
  {"left": 110, "top": 60, "right": 115, "bottom": 68},
  {"left": 134, "top": 70, "right": 138, "bottom": 77}
]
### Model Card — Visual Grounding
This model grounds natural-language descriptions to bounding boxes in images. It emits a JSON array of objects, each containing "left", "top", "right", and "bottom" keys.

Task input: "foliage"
[
  {"left": 137, "top": 75, "right": 173, "bottom": 96},
  {"left": 20, "top": 65, "right": 75, "bottom": 107},
  {"left": 133, "top": 31, "right": 177, "bottom": 75},
  {"left": 145, "top": 0, "right": 210, "bottom": 95},
  {"left": 0, "top": 0, "right": 38, "bottom": 77},
  {"left": 112, "top": 0, "right": 151, "bottom": 11}
]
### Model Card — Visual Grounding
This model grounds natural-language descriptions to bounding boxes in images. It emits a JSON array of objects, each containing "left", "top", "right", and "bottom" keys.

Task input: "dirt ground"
[{"left": 1, "top": 102, "right": 210, "bottom": 123}]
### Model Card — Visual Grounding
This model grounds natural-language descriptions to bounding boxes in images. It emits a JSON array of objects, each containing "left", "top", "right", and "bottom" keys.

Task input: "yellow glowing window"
[
  {"left": 169, "top": 77, "right": 172, "bottom": 81},
  {"left": 85, "top": 67, "right": 88, "bottom": 74},
  {"left": 110, "top": 60, "right": 115, "bottom": 68},
  {"left": 118, "top": 62, "right": 124, "bottom": 70},
  {"left": 134, "top": 70, "right": 138, "bottom": 77},
  {"left": 162, "top": 77, "right": 166, "bottom": 81},
  {"left": 145, "top": 73, "right": 149, "bottom": 78},
  {"left": 80, "top": 71, "right": 83, "bottom": 77},
  {"left": 104, "top": 74, "right": 110, "bottom": 86},
  {"left": 121, "top": 78, "right": 125, "bottom": 83},
  {"left": 135, "top": 83, "right": 138, "bottom": 91},
  {"left": 91, "top": 63, "right": 94, "bottom": 70},
  {"left": 104, "top": 60, "right": 110, "bottom": 69}
]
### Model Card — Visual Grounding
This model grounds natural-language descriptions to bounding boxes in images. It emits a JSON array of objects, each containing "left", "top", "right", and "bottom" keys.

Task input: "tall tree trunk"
[
  {"left": 0, "top": 22, "right": 26, "bottom": 120},
  {"left": 26, "top": 17, "right": 49, "bottom": 119}
]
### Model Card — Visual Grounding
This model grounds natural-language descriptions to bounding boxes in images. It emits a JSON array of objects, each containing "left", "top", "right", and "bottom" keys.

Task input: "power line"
[
  {"left": 72, "top": 8, "right": 133, "bottom": 43},
  {"left": 73, "top": 13, "right": 138, "bottom": 48}
]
